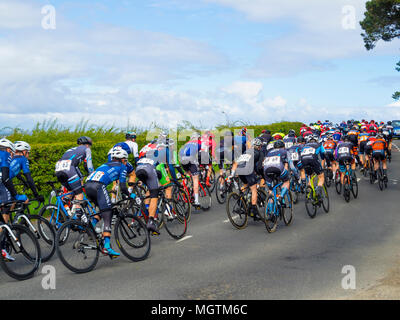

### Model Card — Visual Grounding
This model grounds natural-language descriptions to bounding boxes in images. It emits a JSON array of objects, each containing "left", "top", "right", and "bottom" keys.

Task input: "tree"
[{"left": 360, "top": 0, "right": 400, "bottom": 100}]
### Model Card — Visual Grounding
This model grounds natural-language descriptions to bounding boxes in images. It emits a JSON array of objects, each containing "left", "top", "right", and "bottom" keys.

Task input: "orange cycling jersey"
[
  {"left": 358, "top": 133, "right": 369, "bottom": 143},
  {"left": 372, "top": 139, "right": 387, "bottom": 151}
]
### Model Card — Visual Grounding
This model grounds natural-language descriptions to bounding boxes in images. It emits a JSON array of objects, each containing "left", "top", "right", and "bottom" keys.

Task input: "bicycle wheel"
[
  {"left": 114, "top": 213, "right": 151, "bottom": 261},
  {"left": 351, "top": 172, "right": 358, "bottom": 198},
  {"left": 216, "top": 175, "right": 228, "bottom": 204},
  {"left": 282, "top": 191, "right": 294, "bottom": 226},
  {"left": 18, "top": 215, "right": 55, "bottom": 263},
  {"left": 378, "top": 168, "right": 384, "bottom": 191},
  {"left": 290, "top": 179, "right": 299, "bottom": 204},
  {"left": 199, "top": 184, "right": 212, "bottom": 211},
  {"left": 335, "top": 171, "right": 342, "bottom": 194},
  {"left": 162, "top": 201, "right": 187, "bottom": 240},
  {"left": 321, "top": 185, "right": 330, "bottom": 213},
  {"left": 56, "top": 220, "right": 99, "bottom": 274},
  {"left": 0, "top": 224, "right": 41, "bottom": 281},
  {"left": 305, "top": 186, "right": 317, "bottom": 219},
  {"left": 172, "top": 187, "right": 191, "bottom": 223},
  {"left": 207, "top": 167, "right": 216, "bottom": 192},
  {"left": 39, "top": 204, "right": 70, "bottom": 231},
  {"left": 325, "top": 169, "right": 331, "bottom": 188},
  {"left": 264, "top": 195, "right": 278, "bottom": 233},
  {"left": 226, "top": 192, "right": 248, "bottom": 229},
  {"left": 343, "top": 175, "right": 351, "bottom": 202}
]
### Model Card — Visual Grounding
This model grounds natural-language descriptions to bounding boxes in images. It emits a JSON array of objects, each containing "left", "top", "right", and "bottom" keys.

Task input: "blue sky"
[{"left": 0, "top": 0, "right": 399, "bottom": 130}]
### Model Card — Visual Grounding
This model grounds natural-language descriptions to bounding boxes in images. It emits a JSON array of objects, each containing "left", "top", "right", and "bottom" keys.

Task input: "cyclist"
[
  {"left": 0, "top": 139, "right": 19, "bottom": 261},
  {"left": 286, "top": 136, "right": 303, "bottom": 183},
  {"left": 283, "top": 130, "right": 297, "bottom": 149},
  {"left": 233, "top": 127, "right": 251, "bottom": 159},
  {"left": 179, "top": 132, "right": 202, "bottom": 208},
  {"left": 107, "top": 132, "right": 139, "bottom": 202},
  {"left": 358, "top": 127, "right": 370, "bottom": 171},
  {"left": 298, "top": 135, "right": 325, "bottom": 197},
  {"left": 321, "top": 134, "right": 338, "bottom": 180},
  {"left": 263, "top": 140, "right": 290, "bottom": 211},
  {"left": 200, "top": 130, "right": 216, "bottom": 188},
  {"left": 137, "top": 136, "right": 176, "bottom": 234},
  {"left": 85, "top": 147, "right": 134, "bottom": 257},
  {"left": 371, "top": 133, "right": 388, "bottom": 182},
  {"left": 215, "top": 130, "right": 234, "bottom": 193},
  {"left": 229, "top": 137, "right": 265, "bottom": 218},
  {"left": 381, "top": 124, "right": 393, "bottom": 160},
  {"left": 54, "top": 136, "right": 94, "bottom": 217},
  {"left": 9, "top": 141, "right": 44, "bottom": 204},
  {"left": 347, "top": 125, "right": 360, "bottom": 166},
  {"left": 335, "top": 135, "right": 355, "bottom": 188}
]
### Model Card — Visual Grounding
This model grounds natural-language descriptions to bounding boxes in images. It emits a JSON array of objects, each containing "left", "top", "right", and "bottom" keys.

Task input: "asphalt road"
[{"left": 1, "top": 144, "right": 400, "bottom": 300}]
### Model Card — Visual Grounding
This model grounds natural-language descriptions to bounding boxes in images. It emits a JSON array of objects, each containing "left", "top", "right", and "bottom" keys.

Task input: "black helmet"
[
  {"left": 288, "top": 129, "right": 296, "bottom": 137},
  {"left": 77, "top": 136, "right": 92, "bottom": 146},
  {"left": 387, "top": 121, "right": 392, "bottom": 125},
  {"left": 274, "top": 140, "right": 285, "bottom": 149},
  {"left": 297, "top": 136, "right": 305, "bottom": 143},
  {"left": 126, "top": 131, "right": 137, "bottom": 140}
]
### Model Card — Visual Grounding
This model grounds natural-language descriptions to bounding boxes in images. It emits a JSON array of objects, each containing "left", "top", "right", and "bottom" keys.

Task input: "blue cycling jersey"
[
  {"left": 0, "top": 150, "right": 12, "bottom": 170},
  {"left": 87, "top": 161, "right": 127, "bottom": 185},
  {"left": 9, "top": 155, "right": 30, "bottom": 180}
]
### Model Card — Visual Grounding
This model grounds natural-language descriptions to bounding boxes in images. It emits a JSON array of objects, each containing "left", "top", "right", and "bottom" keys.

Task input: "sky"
[{"left": 0, "top": 0, "right": 399, "bottom": 131}]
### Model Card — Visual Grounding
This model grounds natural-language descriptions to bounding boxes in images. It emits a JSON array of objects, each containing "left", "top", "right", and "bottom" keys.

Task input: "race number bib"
[
  {"left": 301, "top": 148, "right": 315, "bottom": 156},
  {"left": 138, "top": 158, "right": 155, "bottom": 166},
  {"left": 285, "top": 142, "right": 293, "bottom": 149},
  {"left": 338, "top": 147, "right": 349, "bottom": 154},
  {"left": 237, "top": 154, "right": 252, "bottom": 163},
  {"left": 55, "top": 160, "right": 72, "bottom": 172},
  {"left": 290, "top": 153, "right": 299, "bottom": 161},
  {"left": 88, "top": 171, "right": 104, "bottom": 182},
  {"left": 263, "top": 156, "right": 280, "bottom": 166}
]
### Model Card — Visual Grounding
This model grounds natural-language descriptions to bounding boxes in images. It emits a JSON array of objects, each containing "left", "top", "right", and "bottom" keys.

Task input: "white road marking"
[
  {"left": 223, "top": 219, "right": 230, "bottom": 223},
  {"left": 176, "top": 235, "right": 193, "bottom": 243}
]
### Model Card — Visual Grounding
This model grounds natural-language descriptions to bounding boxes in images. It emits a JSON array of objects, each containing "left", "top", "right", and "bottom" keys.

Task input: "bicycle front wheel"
[
  {"left": 0, "top": 224, "right": 41, "bottom": 281},
  {"left": 226, "top": 192, "right": 248, "bottom": 229},
  {"left": 172, "top": 186, "right": 191, "bottom": 222},
  {"left": 264, "top": 195, "right": 278, "bottom": 233},
  {"left": 321, "top": 185, "right": 330, "bottom": 213},
  {"left": 56, "top": 220, "right": 99, "bottom": 274},
  {"left": 351, "top": 173, "right": 358, "bottom": 198},
  {"left": 114, "top": 213, "right": 151, "bottom": 262},
  {"left": 199, "top": 184, "right": 212, "bottom": 211},
  {"left": 215, "top": 175, "right": 228, "bottom": 204}
]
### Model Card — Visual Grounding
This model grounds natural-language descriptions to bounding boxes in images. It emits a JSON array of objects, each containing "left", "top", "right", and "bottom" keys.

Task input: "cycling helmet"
[
  {"left": 297, "top": 136, "right": 305, "bottom": 144},
  {"left": 387, "top": 121, "right": 392, "bottom": 125},
  {"left": 159, "top": 131, "right": 168, "bottom": 140},
  {"left": 274, "top": 140, "right": 285, "bottom": 149},
  {"left": 308, "top": 136, "right": 318, "bottom": 143},
  {"left": 376, "top": 133, "right": 384, "bottom": 139},
  {"left": 110, "top": 147, "right": 128, "bottom": 160},
  {"left": 370, "top": 131, "right": 377, "bottom": 137},
  {"left": 343, "top": 135, "right": 350, "bottom": 142},
  {"left": 166, "top": 138, "right": 175, "bottom": 146},
  {"left": 77, "top": 136, "right": 92, "bottom": 146},
  {"left": 288, "top": 129, "right": 296, "bottom": 137},
  {"left": 14, "top": 141, "right": 31, "bottom": 152},
  {"left": 125, "top": 132, "right": 137, "bottom": 140},
  {"left": 191, "top": 132, "right": 200, "bottom": 140},
  {"left": 0, "top": 138, "right": 15, "bottom": 152},
  {"left": 240, "top": 127, "right": 247, "bottom": 136},
  {"left": 252, "top": 138, "right": 262, "bottom": 147}
]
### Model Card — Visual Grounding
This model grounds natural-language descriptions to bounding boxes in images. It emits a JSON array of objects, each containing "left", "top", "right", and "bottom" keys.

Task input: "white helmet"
[
  {"left": 14, "top": 141, "right": 31, "bottom": 152},
  {"left": 191, "top": 132, "right": 200, "bottom": 140},
  {"left": 0, "top": 138, "right": 15, "bottom": 152},
  {"left": 110, "top": 147, "right": 128, "bottom": 160}
]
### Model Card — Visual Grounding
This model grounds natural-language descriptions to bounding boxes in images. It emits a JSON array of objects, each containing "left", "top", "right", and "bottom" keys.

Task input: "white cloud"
[{"left": 388, "top": 101, "right": 400, "bottom": 108}]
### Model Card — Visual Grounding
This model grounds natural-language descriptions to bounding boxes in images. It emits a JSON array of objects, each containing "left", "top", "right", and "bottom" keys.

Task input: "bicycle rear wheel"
[
  {"left": 0, "top": 224, "right": 41, "bottom": 281},
  {"left": 343, "top": 175, "right": 351, "bottom": 202},
  {"left": 264, "top": 195, "right": 278, "bottom": 233},
  {"left": 199, "top": 184, "right": 212, "bottom": 211},
  {"left": 56, "top": 220, "right": 99, "bottom": 274},
  {"left": 162, "top": 201, "right": 187, "bottom": 240},
  {"left": 282, "top": 191, "right": 294, "bottom": 226},
  {"left": 305, "top": 186, "right": 317, "bottom": 219},
  {"left": 19, "top": 215, "right": 55, "bottom": 263},
  {"left": 39, "top": 204, "right": 70, "bottom": 242},
  {"left": 114, "top": 213, "right": 151, "bottom": 261},
  {"left": 351, "top": 172, "right": 358, "bottom": 198},
  {"left": 335, "top": 171, "right": 342, "bottom": 194},
  {"left": 216, "top": 175, "right": 228, "bottom": 204},
  {"left": 226, "top": 192, "right": 248, "bottom": 229},
  {"left": 321, "top": 185, "right": 330, "bottom": 213},
  {"left": 377, "top": 168, "right": 384, "bottom": 191},
  {"left": 172, "top": 186, "right": 191, "bottom": 222}
]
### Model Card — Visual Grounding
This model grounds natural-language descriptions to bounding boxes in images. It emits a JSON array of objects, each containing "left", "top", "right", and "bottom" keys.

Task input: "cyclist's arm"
[
  {"left": 85, "top": 148, "right": 94, "bottom": 174},
  {"left": 1, "top": 167, "right": 17, "bottom": 198}
]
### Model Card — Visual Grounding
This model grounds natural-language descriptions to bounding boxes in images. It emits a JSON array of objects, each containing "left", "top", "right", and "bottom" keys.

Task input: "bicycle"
[
  {"left": 215, "top": 173, "right": 242, "bottom": 204},
  {"left": 55, "top": 198, "right": 151, "bottom": 274},
  {"left": 304, "top": 171, "right": 329, "bottom": 219},
  {"left": 226, "top": 182, "right": 267, "bottom": 230},
  {"left": 0, "top": 201, "right": 41, "bottom": 280},
  {"left": 341, "top": 161, "right": 358, "bottom": 202},
  {"left": 177, "top": 174, "right": 212, "bottom": 211},
  {"left": 262, "top": 174, "right": 294, "bottom": 233},
  {"left": 289, "top": 172, "right": 301, "bottom": 204},
  {"left": 199, "top": 164, "right": 216, "bottom": 192},
  {"left": 132, "top": 185, "right": 188, "bottom": 240},
  {"left": 376, "top": 157, "right": 388, "bottom": 191}
]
